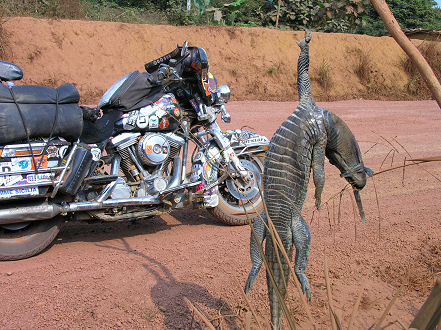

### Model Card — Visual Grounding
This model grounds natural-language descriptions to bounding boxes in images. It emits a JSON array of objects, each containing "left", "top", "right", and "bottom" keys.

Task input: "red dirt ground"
[{"left": 1, "top": 99, "right": 440, "bottom": 329}]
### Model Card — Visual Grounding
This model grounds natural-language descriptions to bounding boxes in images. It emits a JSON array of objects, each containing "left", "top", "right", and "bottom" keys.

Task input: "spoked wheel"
[
  {"left": 0, "top": 217, "right": 64, "bottom": 261},
  {"left": 209, "top": 155, "right": 264, "bottom": 225}
]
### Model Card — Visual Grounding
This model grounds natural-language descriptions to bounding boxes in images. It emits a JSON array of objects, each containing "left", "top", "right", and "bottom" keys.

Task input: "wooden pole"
[
  {"left": 275, "top": 0, "right": 281, "bottom": 29},
  {"left": 369, "top": 0, "right": 441, "bottom": 109}
]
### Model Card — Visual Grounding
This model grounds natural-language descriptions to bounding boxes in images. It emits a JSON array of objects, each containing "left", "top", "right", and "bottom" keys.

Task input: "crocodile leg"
[
  {"left": 312, "top": 141, "right": 326, "bottom": 210},
  {"left": 292, "top": 214, "right": 311, "bottom": 301},
  {"left": 244, "top": 211, "right": 267, "bottom": 294}
]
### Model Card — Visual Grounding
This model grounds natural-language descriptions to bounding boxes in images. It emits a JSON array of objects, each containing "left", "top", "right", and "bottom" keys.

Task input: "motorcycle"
[{"left": 0, "top": 42, "right": 268, "bottom": 261}]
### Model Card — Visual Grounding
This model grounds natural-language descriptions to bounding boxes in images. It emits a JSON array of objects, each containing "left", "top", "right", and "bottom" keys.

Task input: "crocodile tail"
[
  {"left": 296, "top": 31, "right": 315, "bottom": 106},
  {"left": 266, "top": 242, "right": 293, "bottom": 329}
]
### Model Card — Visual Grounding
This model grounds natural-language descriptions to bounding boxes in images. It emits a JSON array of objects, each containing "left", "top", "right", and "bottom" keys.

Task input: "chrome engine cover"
[{"left": 137, "top": 133, "right": 170, "bottom": 166}]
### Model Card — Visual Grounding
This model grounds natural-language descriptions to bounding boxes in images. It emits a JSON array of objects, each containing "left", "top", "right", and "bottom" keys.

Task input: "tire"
[
  {"left": 208, "top": 155, "right": 264, "bottom": 226},
  {"left": 0, "top": 217, "right": 64, "bottom": 261}
]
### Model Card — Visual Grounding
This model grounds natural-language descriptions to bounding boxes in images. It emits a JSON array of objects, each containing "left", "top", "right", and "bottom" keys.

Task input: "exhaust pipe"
[
  {"left": 0, "top": 202, "right": 64, "bottom": 225},
  {"left": 0, "top": 195, "right": 161, "bottom": 225}
]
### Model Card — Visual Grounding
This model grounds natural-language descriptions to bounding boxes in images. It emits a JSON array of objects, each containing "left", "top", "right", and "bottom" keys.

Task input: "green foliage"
[
  {"left": 2, "top": 0, "right": 440, "bottom": 34},
  {"left": 362, "top": 0, "right": 441, "bottom": 36},
  {"left": 84, "top": 0, "right": 165, "bottom": 23},
  {"left": 220, "top": 0, "right": 247, "bottom": 25},
  {"left": 1, "top": 0, "right": 85, "bottom": 19},
  {"left": 259, "top": 0, "right": 366, "bottom": 32}
]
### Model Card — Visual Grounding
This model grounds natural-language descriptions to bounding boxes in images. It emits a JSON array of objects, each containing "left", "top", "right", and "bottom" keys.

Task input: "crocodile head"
[{"left": 324, "top": 110, "right": 372, "bottom": 222}]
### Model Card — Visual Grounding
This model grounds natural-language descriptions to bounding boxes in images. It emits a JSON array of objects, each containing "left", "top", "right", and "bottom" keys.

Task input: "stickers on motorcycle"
[
  {"left": 140, "top": 104, "right": 155, "bottom": 116},
  {"left": 126, "top": 111, "right": 138, "bottom": 128},
  {"left": 47, "top": 146, "right": 58, "bottom": 158},
  {"left": 136, "top": 114, "right": 148, "bottom": 129},
  {"left": 190, "top": 99, "right": 198, "bottom": 112},
  {"left": 170, "top": 95, "right": 178, "bottom": 105},
  {"left": 0, "top": 162, "right": 12, "bottom": 173},
  {"left": 155, "top": 109, "right": 166, "bottom": 118},
  {"left": 174, "top": 108, "right": 181, "bottom": 117},
  {"left": 31, "top": 156, "right": 48, "bottom": 169},
  {"left": 1, "top": 149, "right": 16, "bottom": 158},
  {"left": 91, "top": 148, "right": 102, "bottom": 162},
  {"left": 26, "top": 173, "right": 52, "bottom": 183},
  {"left": 0, "top": 186, "right": 39, "bottom": 199},
  {"left": 245, "top": 136, "right": 268, "bottom": 144},
  {"left": 2, "top": 174, "right": 22, "bottom": 187},
  {"left": 12, "top": 158, "right": 32, "bottom": 171},
  {"left": 159, "top": 118, "right": 169, "bottom": 129},
  {"left": 149, "top": 115, "right": 159, "bottom": 129}
]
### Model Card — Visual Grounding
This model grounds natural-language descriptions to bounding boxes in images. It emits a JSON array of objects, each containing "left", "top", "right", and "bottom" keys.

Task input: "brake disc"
[{"left": 225, "top": 159, "right": 261, "bottom": 201}]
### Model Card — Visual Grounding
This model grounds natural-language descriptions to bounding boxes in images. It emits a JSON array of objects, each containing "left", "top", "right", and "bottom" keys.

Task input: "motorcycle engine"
[{"left": 137, "top": 133, "right": 170, "bottom": 166}]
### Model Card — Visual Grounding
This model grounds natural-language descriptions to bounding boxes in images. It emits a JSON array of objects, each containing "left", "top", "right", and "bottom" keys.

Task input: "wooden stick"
[
  {"left": 372, "top": 286, "right": 402, "bottom": 330},
  {"left": 347, "top": 280, "right": 367, "bottom": 330},
  {"left": 370, "top": 175, "right": 382, "bottom": 239},
  {"left": 184, "top": 297, "right": 216, "bottom": 330},
  {"left": 233, "top": 276, "right": 264, "bottom": 330},
  {"left": 324, "top": 252, "right": 338, "bottom": 330}
]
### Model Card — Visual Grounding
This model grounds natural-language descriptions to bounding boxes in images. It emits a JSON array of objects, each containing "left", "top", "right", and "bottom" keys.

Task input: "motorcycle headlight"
[{"left": 217, "top": 85, "right": 231, "bottom": 104}]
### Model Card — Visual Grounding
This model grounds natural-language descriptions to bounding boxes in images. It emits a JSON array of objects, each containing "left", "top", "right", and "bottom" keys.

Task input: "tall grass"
[
  {"left": 0, "top": 0, "right": 202, "bottom": 25},
  {"left": 353, "top": 47, "right": 374, "bottom": 85}
]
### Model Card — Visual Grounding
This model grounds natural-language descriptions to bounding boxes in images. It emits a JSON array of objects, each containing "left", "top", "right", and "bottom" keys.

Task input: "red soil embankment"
[{"left": 3, "top": 17, "right": 418, "bottom": 103}]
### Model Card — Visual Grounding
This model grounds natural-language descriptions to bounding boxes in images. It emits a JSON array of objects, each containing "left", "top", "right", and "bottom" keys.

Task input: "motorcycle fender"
[{"left": 223, "top": 129, "right": 269, "bottom": 156}]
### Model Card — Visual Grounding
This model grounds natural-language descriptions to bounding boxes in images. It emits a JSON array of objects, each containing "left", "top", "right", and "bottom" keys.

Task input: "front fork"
[{"left": 208, "top": 122, "right": 251, "bottom": 183}]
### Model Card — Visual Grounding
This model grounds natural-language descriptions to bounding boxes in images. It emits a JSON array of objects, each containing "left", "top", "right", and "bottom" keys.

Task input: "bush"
[{"left": 403, "top": 42, "right": 441, "bottom": 97}]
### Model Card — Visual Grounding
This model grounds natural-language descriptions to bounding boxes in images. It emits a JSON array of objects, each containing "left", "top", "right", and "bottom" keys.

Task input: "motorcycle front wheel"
[
  {"left": 209, "top": 155, "right": 264, "bottom": 226},
  {"left": 0, "top": 217, "right": 64, "bottom": 261}
]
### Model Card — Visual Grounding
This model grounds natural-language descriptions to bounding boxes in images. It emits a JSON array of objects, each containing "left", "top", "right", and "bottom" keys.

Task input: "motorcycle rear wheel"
[
  {"left": 0, "top": 217, "right": 64, "bottom": 261},
  {"left": 208, "top": 155, "right": 264, "bottom": 226}
]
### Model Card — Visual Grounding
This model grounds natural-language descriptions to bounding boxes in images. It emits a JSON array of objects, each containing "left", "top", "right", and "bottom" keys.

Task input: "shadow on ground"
[
  {"left": 97, "top": 238, "right": 240, "bottom": 329},
  {"left": 55, "top": 208, "right": 219, "bottom": 245}
]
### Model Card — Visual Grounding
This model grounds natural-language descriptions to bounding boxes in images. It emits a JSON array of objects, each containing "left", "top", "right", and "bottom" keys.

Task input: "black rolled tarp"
[{"left": 0, "top": 83, "right": 83, "bottom": 145}]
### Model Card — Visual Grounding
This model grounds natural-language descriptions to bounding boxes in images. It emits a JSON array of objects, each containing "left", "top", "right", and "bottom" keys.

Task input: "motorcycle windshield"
[{"left": 97, "top": 72, "right": 135, "bottom": 110}]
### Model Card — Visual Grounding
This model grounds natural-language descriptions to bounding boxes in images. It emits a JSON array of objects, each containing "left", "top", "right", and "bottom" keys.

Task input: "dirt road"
[{"left": 1, "top": 100, "right": 440, "bottom": 329}]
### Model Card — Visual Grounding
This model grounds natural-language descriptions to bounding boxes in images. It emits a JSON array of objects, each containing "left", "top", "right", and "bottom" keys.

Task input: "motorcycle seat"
[{"left": 0, "top": 60, "right": 23, "bottom": 82}]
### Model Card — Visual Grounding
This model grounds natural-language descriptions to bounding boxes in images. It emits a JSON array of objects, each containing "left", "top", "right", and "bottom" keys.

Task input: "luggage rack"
[{"left": 0, "top": 143, "right": 78, "bottom": 199}]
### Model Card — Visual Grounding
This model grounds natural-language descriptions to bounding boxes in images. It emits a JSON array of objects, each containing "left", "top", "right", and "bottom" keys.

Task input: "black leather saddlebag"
[{"left": 0, "top": 83, "right": 83, "bottom": 145}]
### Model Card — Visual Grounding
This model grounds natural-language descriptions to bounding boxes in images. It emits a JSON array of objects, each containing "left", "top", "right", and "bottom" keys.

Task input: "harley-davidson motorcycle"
[{"left": 0, "top": 42, "right": 268, "bottom": 261}]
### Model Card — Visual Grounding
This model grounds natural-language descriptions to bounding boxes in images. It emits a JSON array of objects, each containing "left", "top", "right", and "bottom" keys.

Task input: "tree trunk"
[{"left": 369, "top": 0, "right": 441, "bottom": 109}]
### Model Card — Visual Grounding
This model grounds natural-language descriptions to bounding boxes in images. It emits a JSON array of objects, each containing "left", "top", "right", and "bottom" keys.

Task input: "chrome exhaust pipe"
[
  {"left": 0, "top": 195, "right": 162, "bottom": 225},
  {"left": 0, "top": 202, "right": 64, "bottom": 225},
  {"left": 166, "top": 157, "right": 182, "bottom": 190},
  {"left": 65, "top": 195, "right": 161, "bottom": 212}
]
